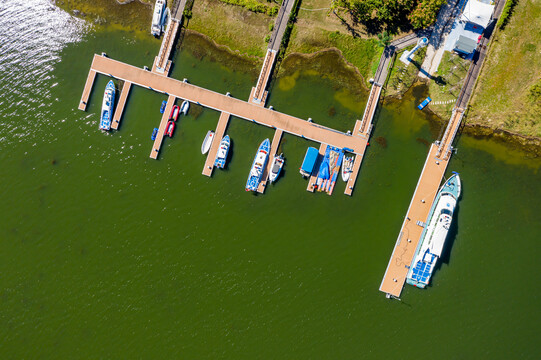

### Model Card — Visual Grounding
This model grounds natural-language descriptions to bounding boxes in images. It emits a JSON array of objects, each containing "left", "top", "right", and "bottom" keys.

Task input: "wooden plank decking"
[
  {"left": 111, "top": 81, "right": 132, "bottom": 130},
  {"left": 257, "top": 129, "right": 283, "bottom": 193},
  {"left": 150, "top": 95, "right": 176, "bottom": 159},
  {"left": 79, "top": 69, "right": 96, "bottom": 111},
  {"left": 202, "top": 112, "right": 231, "bottom": 176}
]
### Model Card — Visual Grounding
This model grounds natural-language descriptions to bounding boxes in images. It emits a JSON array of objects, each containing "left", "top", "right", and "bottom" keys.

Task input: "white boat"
[
  {"left": 99, "top": 80, "right": 115, "bottom": 131},
  {"left": 151, "top": 0, "right": 166, "bottom": 37},
  {"left": 180, "top": 100, "right": 190, "bottom": 115},
  {"left": 341, "top": 156, "right": 354, "bottom": 182},
  {"left": 245, "top": 139, "right": 270, "bottom": 192},
  {"left": 269, "top": 153, "right": 284, "bottom": 183},
  {"left": 214, "top": 135, "right": 230, "bottom": 169},
  {"left": 201, "top": 130, "right": 214, "bottom": 154},
  {"left": 406, "top": 173, "right": 462, "bottom": 288}
]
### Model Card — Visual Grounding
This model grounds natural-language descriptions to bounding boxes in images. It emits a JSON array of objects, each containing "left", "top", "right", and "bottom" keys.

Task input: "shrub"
[{"left": 497, "top": 0, "right": 517, "bottom": 29}]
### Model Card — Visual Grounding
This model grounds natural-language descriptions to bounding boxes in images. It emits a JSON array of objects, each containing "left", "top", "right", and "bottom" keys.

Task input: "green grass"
[
  {"left": 385, "top": 45, "right": 427, "bottom": 97},
  {"left": 217, "top": 0, "right": 279, "bottom": 15},
  {"left": 469, "top": 0, "right": 541, "bottom": 138},
  {"left": 426, "top": 51, "right": 470, "bottom": 118}
]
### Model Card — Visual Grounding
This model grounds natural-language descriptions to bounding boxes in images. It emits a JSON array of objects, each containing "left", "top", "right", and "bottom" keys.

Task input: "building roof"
[
  {"left": 454, "top": 35, "right": 478, "bottom": 54},
  {"left": 460, "top": 0, "right": 495, "bottom": 28}
]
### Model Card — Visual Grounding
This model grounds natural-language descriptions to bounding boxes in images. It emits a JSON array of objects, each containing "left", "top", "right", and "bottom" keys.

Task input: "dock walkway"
[
  {"left": 83, "top": 54, "right": 366, "bottom": 155},
  {"left": 250, "top": 0, "right": 295, "bottom": 104},
  {"left": 111, "top": 81, "right": 132, "bottom": 130},
  {"left": 150, "top": 95, "right": 176, "bottom": 159},
  {"left": 202, "top": 112, "right": 231, "bottom": 176}
]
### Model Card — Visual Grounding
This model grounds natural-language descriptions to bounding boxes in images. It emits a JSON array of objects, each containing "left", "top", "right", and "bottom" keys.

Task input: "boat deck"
[
  {"left": 202, "top": 112, "right": 231, "bottom": 176},
  {"left": 150, "top": 95, "right": 176, "bottom": 159},
  {"left": 257, "top": 129, "right": 283, "bottom": 193},
  {"left": 111, "top": 81, "right": 132, "bottom": 130}
]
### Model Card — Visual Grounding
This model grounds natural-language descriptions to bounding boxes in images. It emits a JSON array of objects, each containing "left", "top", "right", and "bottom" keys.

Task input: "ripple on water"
[{"left": 0, "top": 0, "right": 88, "bottom": 143}]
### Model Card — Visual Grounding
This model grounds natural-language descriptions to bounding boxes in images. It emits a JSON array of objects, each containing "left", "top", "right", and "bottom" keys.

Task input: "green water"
[{"left": 1, "top": 1, "right": 540, "bottom": 358}]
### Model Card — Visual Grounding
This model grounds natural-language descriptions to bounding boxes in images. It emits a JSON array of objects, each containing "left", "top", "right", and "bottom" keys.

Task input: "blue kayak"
[{"left": 160, "top": 100, "right": 167, "bottom": 113}]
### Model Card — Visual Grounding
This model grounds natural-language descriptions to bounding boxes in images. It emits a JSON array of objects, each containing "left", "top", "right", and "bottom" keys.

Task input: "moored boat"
[
  {"left": 160, "top": 100, "right": 167, "bottom": 114},
  {"left": 406, "top": 173, "right": 462, "bottom": 288},
  {"left": 341, "top": 156, "right": 354, "bottom": 182},
  {"left": 165, "top": 120, "right": 175, "bottom": 137},
  {"left": 151, "top": 0, "right": 166, "bottom": 37},
  {"left": 151, "top": 127, "right": 158, "bottom": 140},
  {"left": 269, "top": 153, "right": 284, "bottom": 183},
  {"left": 99, "top": 80, "right": 116, "bottom": 131},
  {"left": 214, "top": 135, "right": 230, "bottom": 169},
  {"left": 180, "top": 100, "right": 190, "bottom": 115},
  {"left": 201, "top": 131, "right": 214, "bottom": 154},
  {"left": 245, "top": 138, "right": 270, "bottom": 192},
  {"left": 169, "top": 105, "right": 180, "bottom": 122}
]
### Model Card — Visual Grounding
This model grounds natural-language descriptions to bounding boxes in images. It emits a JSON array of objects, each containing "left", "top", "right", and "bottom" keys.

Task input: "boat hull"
[
  {"left": 406, "top": 173, "right": 462, "bottom": 288},
  {"left": 99, "top": 80, "right": 115, "bottom": 131},
  {"left": 214, "top": 135, "right": 230, "bottom": 169},
  {"left": 269, "top": 154, "right": 284, "bottom": 183},
  {"left": 245, "top": 139, "right": 270, "bottom": 191},
  {"left": 201, "top": 131, "right": 215, "bottom": 154},
  {"left": 180, "top": 100, "right": 190, "bottom": 115}
]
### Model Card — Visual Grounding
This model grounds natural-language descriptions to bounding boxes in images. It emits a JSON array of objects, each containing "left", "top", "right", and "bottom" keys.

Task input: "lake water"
[{"left": 1, "top": 0, "right": 540, "bottom": 358}]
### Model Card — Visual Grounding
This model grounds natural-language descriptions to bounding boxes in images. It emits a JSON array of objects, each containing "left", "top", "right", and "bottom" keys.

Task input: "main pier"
[{"left": 78, "top": 0, "right": 388, "bottom": 196}]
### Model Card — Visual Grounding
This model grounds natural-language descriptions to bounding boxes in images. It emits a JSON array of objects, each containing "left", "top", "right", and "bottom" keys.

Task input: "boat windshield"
[{"left": 441, "top": 208, "right": 453, "bottom": 216}]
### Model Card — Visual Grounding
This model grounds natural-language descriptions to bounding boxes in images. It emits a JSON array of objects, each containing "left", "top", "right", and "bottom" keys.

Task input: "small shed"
[{"left": 454, "top": 35, "right": 478, "bottom": 54}]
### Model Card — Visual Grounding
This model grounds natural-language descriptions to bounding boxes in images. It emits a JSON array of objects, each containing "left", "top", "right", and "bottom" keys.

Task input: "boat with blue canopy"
[
  {"left": 245, "top": 138, "right": 270, "bottom": 192},
  {"left": 99, "top": 80, "right": 115, "bottom": 131}
]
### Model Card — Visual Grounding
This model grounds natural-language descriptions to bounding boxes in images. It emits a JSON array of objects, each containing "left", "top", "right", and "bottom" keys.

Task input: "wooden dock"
[
  {"left": 379, "top": 106, "right": 464, "bottom": 298},
  {"left": 150, "top": 95, "right": 176, "bottom": 159},
  {"left": 202, "top": 112, "right": 231, "bottom": 176},
  {"left": 153, "top": 20, "right": 180, "bottom": 75},
  {"left": 79, "top": 69, "right": 96, "bottom": 111},
  {"left": 251, "top": 50, "right": 276, "bottom": 105},
  {"left": 257, "top": 129, "right": 283, "bottom": 193},
  {"left": 111, "top": 81, "right": 132, "bottom": 130},
  {"left": 359, "top": 84, "right": 382, "bottom": 137}
]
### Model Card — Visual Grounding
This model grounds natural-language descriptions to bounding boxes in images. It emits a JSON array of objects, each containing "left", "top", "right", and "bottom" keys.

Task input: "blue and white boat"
[
  {"left": 180, "top": 100, "right": 190, "bottom": 115},
  {"left": 406, "top": 173, "right": 462, "bottom": 288},
  {"left": 214, "top": 135, "right": 230, "bottom": 169},
  {"left": 417, "top": 97, "right": 432, "bottom": 110},
  {"left": 99, "top": 80, "right": 115, "bottom": 131},
  {"left": 245, "top": 138, "right": 270, "bottom": 192}
]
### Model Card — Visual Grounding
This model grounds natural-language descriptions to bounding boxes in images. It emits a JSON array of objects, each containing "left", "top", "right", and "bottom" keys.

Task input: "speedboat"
[
  {"left": 214, "top": 135, "right": 230, "bottom": 169},
  {"left": 151, "top": 127, "right": 158, "bottom": 140},
  {"left": 169, "top": 105, "right": 180, "bottom": 122},
  {"left": 269, "top": 153, "right": 284, "bottom": 183},
  {"left": 99, "top": 80, "right": 115, "bottom": 131},
  {"left": 201, "top": 131, "right": 214, "bottom": 154},
  {"left": 180, "top": 100, "right": 190, "bottom": 115},
  {"left": 406, "top": 173, "right": 462, "bottom": 288},
  {"left": 245, "top": 138, "right": 270, "bottom": 192},
  {"left": 165, "top": 121, "right": 175, "bottom": 137},
  {"left": 151, "top": 0, "right": 166, "bottom": 37},
  {"left": 341, "top": 156, "right": 354, "bottom": 182},
  {"left": 160, "top": 100, "right": 167, "bottom": 114}
]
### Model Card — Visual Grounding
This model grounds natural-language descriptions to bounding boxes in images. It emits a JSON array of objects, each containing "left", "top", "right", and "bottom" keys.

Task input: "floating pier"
[
  {"left": 202, "top": 112, "right": 231, "bottom": 176},
  {"left": 150, "top": 95, "right": 176, "bottom": 159},
  {"left": 79, "top": 69, "right": 96, "bottom": 111},
  {"left": 111, "top": 81, "right": 132, "bottom": 130},
  {"left": 379, "top": 107, "right": 464, "bottom": 298},
  {"left": 257, "top": 129, "right": 283, "bottom": 193}
]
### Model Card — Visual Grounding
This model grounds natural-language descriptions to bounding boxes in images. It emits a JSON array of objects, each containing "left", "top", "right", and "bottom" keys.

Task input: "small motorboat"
[
  {"left": 165, "top": 121, "right": 175, "bottom": 137},
  {"left": 417, "top": 97, "right": 432, "bottom": 110},
  {"left": 169, "top": 105, "right": 180, "bottom": 122},
  {"left": 341, "top": 155, "right": 354, "bottom": 182},
  {"left": 269, "top": 153, "right": 284, "bottom": 183},
  {"left": 160, "top": 100, "right": 167, "bottom": 114},
  {"left": 214, "top": 135, "right": 230, "bottom": 169},
  {"left": 201, "top": 130, "right": 215, "bottom": 154},
  {"left": 180, "top": 100, "right": 190, "bottom": 115},
  {"left": 99, "top": 80, "right": 115, "bottom": 131},
  {"left": 151, "top": 127, "right": 159, "bottom": 140}
]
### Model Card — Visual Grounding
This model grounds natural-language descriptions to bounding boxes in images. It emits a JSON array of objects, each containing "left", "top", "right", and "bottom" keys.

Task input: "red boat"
[
  {"left": 169, "top": 105, "right": 180, "bottom": 122},
  {"left": 165, "top": 121, "right": 175, "bottom": 137}
]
